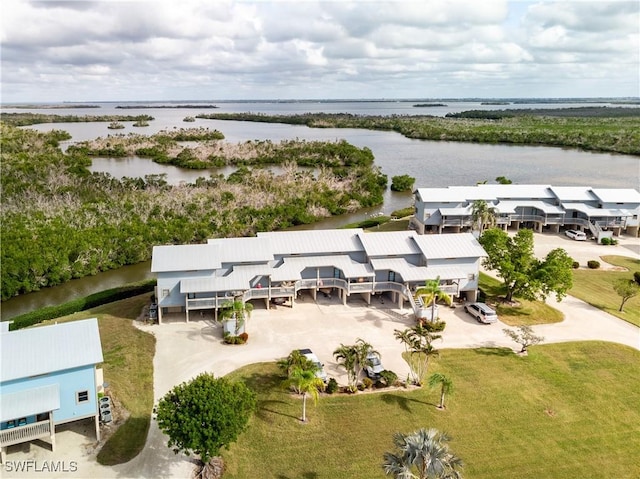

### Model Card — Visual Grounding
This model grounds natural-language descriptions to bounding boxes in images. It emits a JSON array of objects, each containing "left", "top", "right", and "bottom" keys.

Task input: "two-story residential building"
[
  {"left": 151, "top": 229, "right": 487, "bottom": 323},
  {"left": 412, "top": 184, "right": 640, "bottom": 239},
  {"left": 0, "top": 319, "right": 104, "bottom": 463}
]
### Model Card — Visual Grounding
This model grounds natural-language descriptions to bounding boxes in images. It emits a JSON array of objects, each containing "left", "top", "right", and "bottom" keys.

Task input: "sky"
[{"left": 1, "top": 0, "right": 638, "bottom": 102}]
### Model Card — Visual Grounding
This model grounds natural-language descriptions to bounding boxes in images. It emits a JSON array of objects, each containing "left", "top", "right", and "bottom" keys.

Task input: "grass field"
[
  {"left": 479, "top": 273, "right": 564, "bottom": 325},
  {"left": 42, "top": 295, "right": 156, "bottom": 465},
  {"left": 570, "top": 255, "right": 640, "bottom": 327},
  {"left": 222, "top": 342, "right": 640, "bottom": 479}
]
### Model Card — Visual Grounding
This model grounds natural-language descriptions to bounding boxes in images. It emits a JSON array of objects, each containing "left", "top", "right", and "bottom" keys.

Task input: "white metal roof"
[
  {"left": 208, "top": 237, "right": 273, "bottom": 263},
  {"left": 358, "top": 231, "right": 421, "bottom": 256},
  {"left": 550, "top": 186, "right": 597, "bottom": 202},
  {"left": 370, "top": 258, "right": 430, "bottom": 281},
  {"left": 498, "top": 200, "right": 565, "bottom": 214},
  {"left": 271, "top": 255, "right": 374, "bottom": 281},
  {"left": 151, "top": 244, "right": 220, "bottom": 272},
  {"left": 413, "top": 233, "right": 487, "bottom": 260},
  {"left": 258, "top": 229, "right": 364, "bottom": 255},
  {"left": 0, "top": 384, "right": 60, "bottom": 422},
  {"left": 562, "top": 203, "right": 632, "bottom": 217},
  {"left": 0, "top": 319, "right": 103, "bottom": 383},
  {"left": 181, "top": 264, "right": 272, "bottom": 293},
  {"left": 591, "top": 188, "right": 640, "bottom": 204},
  {"left": 476, "top": 184, "right": 554, "bottom": 199}
]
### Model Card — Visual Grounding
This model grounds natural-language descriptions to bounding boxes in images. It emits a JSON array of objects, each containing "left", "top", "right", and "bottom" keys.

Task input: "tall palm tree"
[
  {"left": 284, "top": 366, "right": 324, "bottom": 422},
  {"left": 382, "top": 428, "right": 463, "bottom": 479},
  {"left": 277, "top": 349, "right": 318, "bottom": 379},
  {"left": 428, "top": 373, "right": 454, "bottom": 410},
  {"left": 471, "top": 199, "right": 498, "bottom": 234},
  {"left": 333, "top": 344, "right": 359, "bottom": 391},
  {"left": 416, "top": 276, "right": 452, "bottom": 322},
  {"left": 219, "top": 299, "right": 253, "bottom": 335}
]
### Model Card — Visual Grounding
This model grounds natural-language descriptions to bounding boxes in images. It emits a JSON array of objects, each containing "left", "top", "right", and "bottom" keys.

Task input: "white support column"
[
  {"left": 50, "top": 414, "right": 56, "bottom": 451},
  {"left": 94, "top": 414, "right": 100, "bottom": 442}
]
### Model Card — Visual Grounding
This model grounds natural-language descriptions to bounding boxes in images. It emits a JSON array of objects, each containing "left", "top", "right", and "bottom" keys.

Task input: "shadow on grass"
[
  {"left": 472, "top": 347, "right": 513, "bottom": 357},
  {"left": 257, "top": 399, "right": 299, "bottom": 421},
  {"left": 97, "top": 415, "right": 150, "bottom": 466},
  {"left": 277, "top": 473, "right": 318, "bottom": 479},
  {"left": 380, "top": 392, "right": 435, "bottom": 412}
]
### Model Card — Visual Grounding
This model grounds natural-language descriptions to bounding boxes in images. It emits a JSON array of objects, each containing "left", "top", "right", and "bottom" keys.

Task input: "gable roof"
[
  {"left": 258, "top": 229, "right": 363, "bottom": 255},
  {"left": 0, "top": 318, "right": 103, "bottom": 383},
  {"left": 151, "top": 244, "right": 221, "bottom": 272},
  {"left": 413, "top": 233, "right": 487, "bottom": 260}
]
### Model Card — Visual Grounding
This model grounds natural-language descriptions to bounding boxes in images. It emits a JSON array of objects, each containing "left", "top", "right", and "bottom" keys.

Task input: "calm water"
[{"left": 2, "top": 100, "right": 638, "bottom": 319}]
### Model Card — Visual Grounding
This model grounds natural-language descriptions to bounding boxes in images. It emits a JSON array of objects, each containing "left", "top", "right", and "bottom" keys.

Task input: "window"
[
  {"left": 36, "top": 412, "right": 49, "bottom": 422},
  {"left": 162, "top": 289, "right": 170, "bottom": 297},
  {"left": 77, "top": 390, "right": 89, "bottom": 403},
  {"left": 187, "top": 292, "right": 195, "bottom": 299},
  {"left": 388, "top": 271, "right": 396, "bottom": 282},
  {"left": 333, "top": 268, "right": 341, "bottom": 279},
  {"left": 7, "top": 420, "right": 16, "bottom": 428},
  {"left": 18, "top": 418, "right": 27, "bottom": 426},
  {"left": 468, "top": 273, "right": 476, "bottom": 281}
]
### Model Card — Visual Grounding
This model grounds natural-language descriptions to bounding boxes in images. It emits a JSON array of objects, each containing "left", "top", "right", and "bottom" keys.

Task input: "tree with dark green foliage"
[
  {"left": 391, "top": 174, "right": 415, "bottom": 192},
  {"left": 155, "top": 373, "right": 256, "bottom": 469},
  {"left": 479, "top": 228, "right": 573, "bottom": 303},
  {"left": 613, "top": 278, "right": 639, "bottom": 312}
]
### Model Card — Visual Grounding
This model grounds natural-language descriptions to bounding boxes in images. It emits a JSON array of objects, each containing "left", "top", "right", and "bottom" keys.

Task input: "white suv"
[
  {"left": 299, "top": 349, "right": 327, "bottom": 382},
  {"left": 565, "top": 229, "right": 587, "bottom": 241},
  {"left": 464, "top": 302, "right": 498, "bottom": 324}
]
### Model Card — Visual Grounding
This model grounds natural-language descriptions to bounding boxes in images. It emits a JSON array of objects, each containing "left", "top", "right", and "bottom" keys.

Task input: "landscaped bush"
[
  {"left": 572, "top": 261, "right": 580, "bottom": 269},
  {"left": 634, "top": 272, "right": 640, "bottom": 286},
  {"left": 357, "top": 383, "right": 366, "bottom": 391},
  {"left": 224, "top": 335, "right": 246, "bottom": 344},
  {"left": 601, "top": 237, "right": 611, "bottom": 245},
  {"left": 362, "top": 377, "right": 373, "bottom": 389},
  {"left": 9, "top": 279, "right": 156, "bottom": 330},
  {"left": 419, "top": 320, "right": 446, "bottom": 332},
  {"left": 379, "top": 370, "right": 398, "bottom": 387},
  {"left": 325, "top": 378, "right": 339, "bottom": 394},
  {"left": 587, "top": 260, "right": 601, "bottom": 269},
  {"left": 239, "top": 332, "right": 249, "bottom": 343},
  {"left": 390, "top": 207, "right": 415, "bottom": 218}
]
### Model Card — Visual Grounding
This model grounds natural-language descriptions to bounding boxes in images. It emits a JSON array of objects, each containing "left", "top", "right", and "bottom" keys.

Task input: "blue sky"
[{"left": 1, "top": 0, "right": 638, "bottom": 102}]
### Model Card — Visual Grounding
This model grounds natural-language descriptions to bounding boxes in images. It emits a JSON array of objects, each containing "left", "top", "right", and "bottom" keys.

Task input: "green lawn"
[
  {"left": 223, "top": 342, "right": 640, "bottom": 479},
  {"left": 42, "top": 295, "right": 156, "bottom": 465},
  {"left": 479, "top": 273, "right": 564, "bottom": 325},
  {"left": 570, "top": 255, "right": 640, "bottom": 327}
]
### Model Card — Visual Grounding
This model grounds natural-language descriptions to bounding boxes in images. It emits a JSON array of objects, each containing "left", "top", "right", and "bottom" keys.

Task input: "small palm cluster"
[
  {"left": 278, "top": 350, "right": 324, "bottom": 422},
  {"left": 333, "top": 338, "right": 380, "bottom": 392},
  {"left": 383, "top": 428, "right": 463, "bottom": 479}
]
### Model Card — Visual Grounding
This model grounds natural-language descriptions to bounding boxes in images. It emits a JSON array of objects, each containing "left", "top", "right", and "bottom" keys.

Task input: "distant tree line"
[{"left": 196, "top": 111, "right": 640, "bottom": 155}]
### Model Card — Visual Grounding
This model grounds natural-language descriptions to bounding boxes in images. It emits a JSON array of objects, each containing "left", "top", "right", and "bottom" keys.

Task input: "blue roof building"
[{"left": 0, "top": 318, "right": 104, "bottom": 463}]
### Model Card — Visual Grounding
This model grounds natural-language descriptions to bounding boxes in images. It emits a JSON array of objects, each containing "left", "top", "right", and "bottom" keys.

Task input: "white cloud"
[{"left": 1, "top": 0, "right": 638, "bottom": 101}]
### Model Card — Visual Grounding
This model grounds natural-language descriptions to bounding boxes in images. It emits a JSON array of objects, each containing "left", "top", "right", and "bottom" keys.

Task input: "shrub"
[
  {"left": 362, "top": 377, "right": 373, "bottom": 389},
  {"left": 390, "top": 207, "right": 415, "bottom": 218},
  {"left": 572, "top": 261, "right": 580, "bottom": 269},
  {"left": 239, "top": 332, "right": 249, "bottom": 343},
  {"left": 634, "top": 272, "right": 640, "bottom": 286},
  {"left": 357, "top": 383, "right": 365, "bottom": 391},
  {"left": 419, "top": 320, "right": 446, "bottom": 332},
  {"left": 600, "top": 237, "right": 611, "bottom": 245},
  {"left": 9, "top": 279, "right": 156, "bottom": 330},
  {"left": 379, "top": 370, "right": 398, "bottom": 387},
  {"left": 390, "top": 174, "right": 415, "bottom": 192},
  {"left": 587, "top": 260, "right": 601, "bottom": 269},
  {"left": 325, "top": 378, "right": 339, "bottom": 394}
]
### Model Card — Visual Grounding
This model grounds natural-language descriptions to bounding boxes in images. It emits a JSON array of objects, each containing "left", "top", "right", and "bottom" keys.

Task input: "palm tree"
[
  {"left": 219, "top": 299, "right": 253, "bottom": 335},
  {"left": 382, "top": 428, "right": 463, "bottom": 479},
  {"left": 284, "top": 366, "right": 324, "bottom": 422},
  {"left": 471, "top": 199, "right": 498, "bottom": 234},
  {"left": 333, "top": 344, "right": 359, "bottom": 391},
  {"left": 354, "top": 338, "right": 380, "bottom": 376},
  {"left": 277, "top": 349, "right": 318, "bottom": 379},
  {"left": 415, "top": 276, "right": 452, "bottom": 322},
  {"left": 428, "top": 373, "right": 453, "bottom": 410},
  {"left": 394, "top": 325, "right": 441, "bottom": 386}
]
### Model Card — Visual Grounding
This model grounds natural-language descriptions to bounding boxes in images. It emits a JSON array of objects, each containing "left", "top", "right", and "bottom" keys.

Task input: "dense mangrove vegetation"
[
  {"left": 0, "top": 112, "right": 154, "bottom": 126},
  {"left": 196, "top": 111, "right": 640, "bottom": 155},
  {"left": 1, "top": 124, "right": 386, "bottom": 300}
]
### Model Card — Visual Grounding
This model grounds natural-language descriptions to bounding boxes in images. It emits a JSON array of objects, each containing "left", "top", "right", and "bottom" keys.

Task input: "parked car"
[
  {"left": 464, "top": 302, "right": 498, "bottom": 324},
  {"left": 299, "top": 348, "right": 327, "bottom": 382},
  {"left": 565, "top": 229, "right": 587, "bottom": 241},
  {"left": 364, "top": 352, "right": 384, "bottom": 379}
]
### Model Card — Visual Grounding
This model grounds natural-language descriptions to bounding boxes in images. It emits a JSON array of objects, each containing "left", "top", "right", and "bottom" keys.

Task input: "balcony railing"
[{"left": 0, "top": 420, "right": 51, "bottom": 448}]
